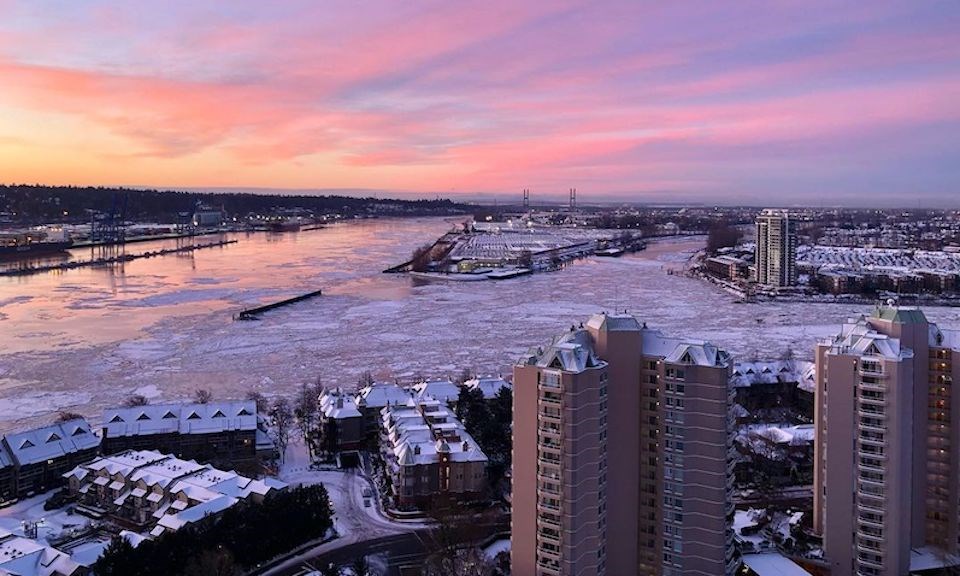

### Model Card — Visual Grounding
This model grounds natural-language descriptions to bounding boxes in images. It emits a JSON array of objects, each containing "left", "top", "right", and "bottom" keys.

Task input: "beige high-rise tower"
[
  {"left": 512, "top": 313, "right": 738, "bottom": 576},
  {"left": 814, "top": 303, "right": 960, "bottom": 575},
  {"left": 755, "top": 208, "right": 798, "bottom": 288}
]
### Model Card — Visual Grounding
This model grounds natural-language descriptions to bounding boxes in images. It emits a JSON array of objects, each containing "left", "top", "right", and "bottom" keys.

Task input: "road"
[{"left": 266, "top": 518, "right": 509, "bottom": 576}]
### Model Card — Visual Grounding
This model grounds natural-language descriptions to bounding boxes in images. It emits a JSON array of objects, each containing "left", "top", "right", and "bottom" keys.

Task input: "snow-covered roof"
[
  {"left": 741, "top": 552, "right": 812, "bottom": 576},
  {"left": 381, "top": 399, "right": 487, "bottom": 468},
  {"left": 2, "top": 418, "right": 99, "bottom": 466},
  {"left": 826, "top": 315, "right": 911, "bottom": 360},
  {"left": 465, "top": 376, "right": 512, "bottom": 399},
  {"left": 0, "top": 529, "right": 81, "bottom": 576},
  {"left": 413, "top": 380, "right": 461, "bottom": 404},
  {"left": 319, "top": 389, "right": 362, "bottom": 420},
  {"left": 930, "top": 324, "right": 960, "bottom": 350},
  {"left": 642, "top": 328, "right": 730, "bottom": 367},
  {"left": 585, "top": 312, "right": 641, "bottom": 332},
  {"left": 730, "top": 360, "right": 815, "bottom": 391},
  {"left": 355, "top": 382, "right": 412, "bottom": 409},
  {"left": 738, "top": 424, "right": 815, "bottom": 447},
  {"left": 521, "top": 329, "right": 605, "bottom": 373},
  {"left": 102, "top": 400, "right": 257, "bottom": 438},
  {"left": 68, "top": 449, "right": 286, "bottom": 535}
]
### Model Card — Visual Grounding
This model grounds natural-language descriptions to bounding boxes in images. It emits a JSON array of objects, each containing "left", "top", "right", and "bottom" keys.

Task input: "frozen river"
[{"left": 1, "top": 217, "right": 958, "bottom": 429}]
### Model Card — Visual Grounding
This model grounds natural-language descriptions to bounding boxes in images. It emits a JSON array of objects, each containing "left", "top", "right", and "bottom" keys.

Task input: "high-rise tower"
[
  {"left": 512, "top": 313, "right": 738, "bottom": 576},
  {"left": 755, "top": 208, "right": 798, "bottom": 288},
  {"left": 814, "top": 303, "right": 960, "bottom": 575}
]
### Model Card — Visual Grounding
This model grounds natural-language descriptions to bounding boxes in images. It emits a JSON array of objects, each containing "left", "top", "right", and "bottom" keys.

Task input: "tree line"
[{"left": 0, "top": 184, "right": 471, "bottom": 224}]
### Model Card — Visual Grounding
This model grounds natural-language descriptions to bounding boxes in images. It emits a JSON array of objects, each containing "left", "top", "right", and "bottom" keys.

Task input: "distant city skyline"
[{"left": 1, "top": 1, "right": 959, "bottom": 206}]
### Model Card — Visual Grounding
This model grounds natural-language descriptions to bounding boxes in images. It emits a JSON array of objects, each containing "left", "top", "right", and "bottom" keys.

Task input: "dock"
[
  {"left": 234, "top": 289, "right": 324, "bottom": 320},
  {"left": 0, "top": 240, "right": 237, "bottom": 277}
]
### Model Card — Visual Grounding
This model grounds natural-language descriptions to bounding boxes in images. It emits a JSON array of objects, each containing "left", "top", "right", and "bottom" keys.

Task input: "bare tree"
[
  {"left": 56, "top": 411, "right": 85, "bottom": 423},
  {"left": 123, "top": 395, "right": 149, "bottom": 407},
  {"left": 269, "top": 397, "right": 293, "bottom": 463},
  {"left": 194, "top": 388, "right": 213, "bottom": 404},
  {"left": 358, "top": 371, "right": 374, "bottom": 388},
  {"left": 245, "top": 391, "right": 268, "bottom": 413},
  {"left": 294, "top": 382, "right": 319, "bottom": 458},
  {"left": 458, "top": 367, "right": 474, "bottom": 385}
]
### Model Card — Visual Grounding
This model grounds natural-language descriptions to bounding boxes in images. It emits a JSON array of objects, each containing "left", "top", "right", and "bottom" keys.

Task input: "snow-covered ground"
[
  {"left": 0, "top": 219, "right": 958, "bottom": 430},
  {"left": 278, "top": 435, "right": 428, "bottom": 540},
  {"left": 0, "top": 492, "right": 92, "bottom": 545}
]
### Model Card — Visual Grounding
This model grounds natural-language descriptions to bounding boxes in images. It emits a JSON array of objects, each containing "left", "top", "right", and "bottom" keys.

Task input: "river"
[{"left": 0, "top": 218, "right": 958, "bottom": 428}]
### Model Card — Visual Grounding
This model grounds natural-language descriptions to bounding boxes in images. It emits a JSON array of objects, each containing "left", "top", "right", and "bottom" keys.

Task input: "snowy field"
[{"left": 0, "top": 218, "right": 958, "bottom": 430}]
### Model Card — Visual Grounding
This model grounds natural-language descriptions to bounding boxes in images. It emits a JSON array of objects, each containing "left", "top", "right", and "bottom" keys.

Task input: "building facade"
[
  {"left": 512, "top": 313, "right": 738, "bottom": 576},
  {"left": 380, "top": 396, "right": 487, "bottom": 509},
  {"left": 64, "top": 450, "right": 286, "bottom": 536},
  {"left": 814, "top": 304, "right": 960, "bottom": 575},
  {"left": 755, "top": 209, "right": 798, "bottom": 288},
  {"left": 0, "top": 418, "right": 100, "bottom": 500},
  {"left": 101, "top": 401, "right": 274, "bottom": 470},
  {"left": 318, "top": 388, "right": 365, "bottom": 452}
]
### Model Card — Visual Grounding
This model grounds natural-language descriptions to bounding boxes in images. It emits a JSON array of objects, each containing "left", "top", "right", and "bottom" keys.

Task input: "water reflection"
[{"left": 0, "top": 218, "right": 454, "bottom": 353}]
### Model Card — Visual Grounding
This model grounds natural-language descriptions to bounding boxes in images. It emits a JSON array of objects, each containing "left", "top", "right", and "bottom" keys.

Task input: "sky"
[{"left": 1, "top": 1, "right": 959, "bottom": 206}]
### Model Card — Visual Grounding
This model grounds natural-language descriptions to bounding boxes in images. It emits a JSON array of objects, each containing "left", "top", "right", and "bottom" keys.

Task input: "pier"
[
  {"left": 234, "top": 289, "right": 324, "bottom": 320},
  {"left": 0, "top": 240, "right": 237, "bottom": 277}
]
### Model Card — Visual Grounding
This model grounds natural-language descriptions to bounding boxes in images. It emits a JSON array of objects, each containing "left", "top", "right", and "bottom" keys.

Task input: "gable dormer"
[
  {"left": 162, "top": 411, "right": 177, "bottom": 419},
  {"left": 238, "top": 408, "right": 253, "bottom": 416},
  {"left": 137, "top": 413, "right": 151, "bottom": 421},
  {"left": 680, "top": 350, "right": 694, "bottom": 364},
  {"left": 186, "top": 412, "right": 201, "bottom": 420},
  {"left": 109, "top": 414, "right": 125, "bottom": 423},
  {"left": 212, "top": 410, "right": 226, "bottom": 419},
  {"left": 20, "top": 439, "right": 34, "bottom": 449},
  {"left": 72, "top": 427, "right": 87, "bottom": 436},
  {"left": 47, "top": 432, "right": 61, "bottom": 443}
]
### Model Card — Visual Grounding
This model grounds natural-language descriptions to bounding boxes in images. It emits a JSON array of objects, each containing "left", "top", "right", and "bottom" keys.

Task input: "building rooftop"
[
  {"left": 642, "top": 328, "right": 730, "bottom": 367},
  {"left": 319, "top": 388, "right": 362, "bottom": 420},
  {"left": 2, "top": 418, "right": 99, "bottom": 467},
  {"left": 827, "top": 316, "right": 912, "bottom": 360},
  {"left": 872, "top": 304, "right": 929, "bottom": 324},
  {"left": 741, "top": 552, "right": 811, "bottom": 576},
  {"left": 731, "top": 360, "right": 815, "bottom": 392},
  {"left": 382, "top": 395, "right": 487, "bottom": 468},
  {"left": 412, "top": 380, "right": 461, "bottom": 404},
  {"left": 464, "top": 376, "right": 512, "bottom": 399},
  {"left": 0, "top": 529, "right": 80, "bottom": 576},
  {"left": 102, "top": 400, "right": 258, "bottom": 438},
  {"left": 520, "top": 329, "right": 605, "bottom": 373},
  {"left": 356, "top": 382, "right": 412, "bottom": 409}
]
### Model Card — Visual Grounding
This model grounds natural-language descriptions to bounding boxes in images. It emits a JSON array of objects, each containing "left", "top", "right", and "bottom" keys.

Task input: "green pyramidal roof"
[{"left": 872, "top": 305, "right": 928, "bottom": 324}]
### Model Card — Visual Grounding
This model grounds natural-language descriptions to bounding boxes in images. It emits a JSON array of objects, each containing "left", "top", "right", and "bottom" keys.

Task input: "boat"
[{"left": 0, "top": 230, "right": 73, "bottom": 260}]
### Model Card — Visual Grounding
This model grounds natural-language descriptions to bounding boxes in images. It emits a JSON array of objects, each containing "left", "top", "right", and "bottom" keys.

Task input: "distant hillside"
[{"left": 0, "top": 184, "right": 472, "bottom": 224}]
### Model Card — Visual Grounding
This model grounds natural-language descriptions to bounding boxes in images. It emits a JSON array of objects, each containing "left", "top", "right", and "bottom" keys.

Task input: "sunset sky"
[{"left": 1, "top": 1, "right": 959, "bottom": 205}]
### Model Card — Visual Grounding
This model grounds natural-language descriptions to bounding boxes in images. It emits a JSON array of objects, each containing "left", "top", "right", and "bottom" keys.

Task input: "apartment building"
[
  {"left": 0, "top": 418, "right": 100, "bottom": 500},
  {"left": 512, "top": 313, "right": 738, "bottom": 576},
  {"left": 814, "top": 303, "right": 960, "bottom": 575},
  {"left": 755, "top": 209, "right": 798, "bottom": 288},
  {"left": 318, "top": 388, "right": 364, "bottom": 452},
  {"left": 64, "top": 450, "right": 286, "bottom": 536},
  {"left": 380, "top": 396, "right": 487, "bottom": 509},
  {"left": 100, "top": 401, "right": 275, "bottom": 469},
  {"left": 355, "top": 382, "right": 413, "bottom": 437}
]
